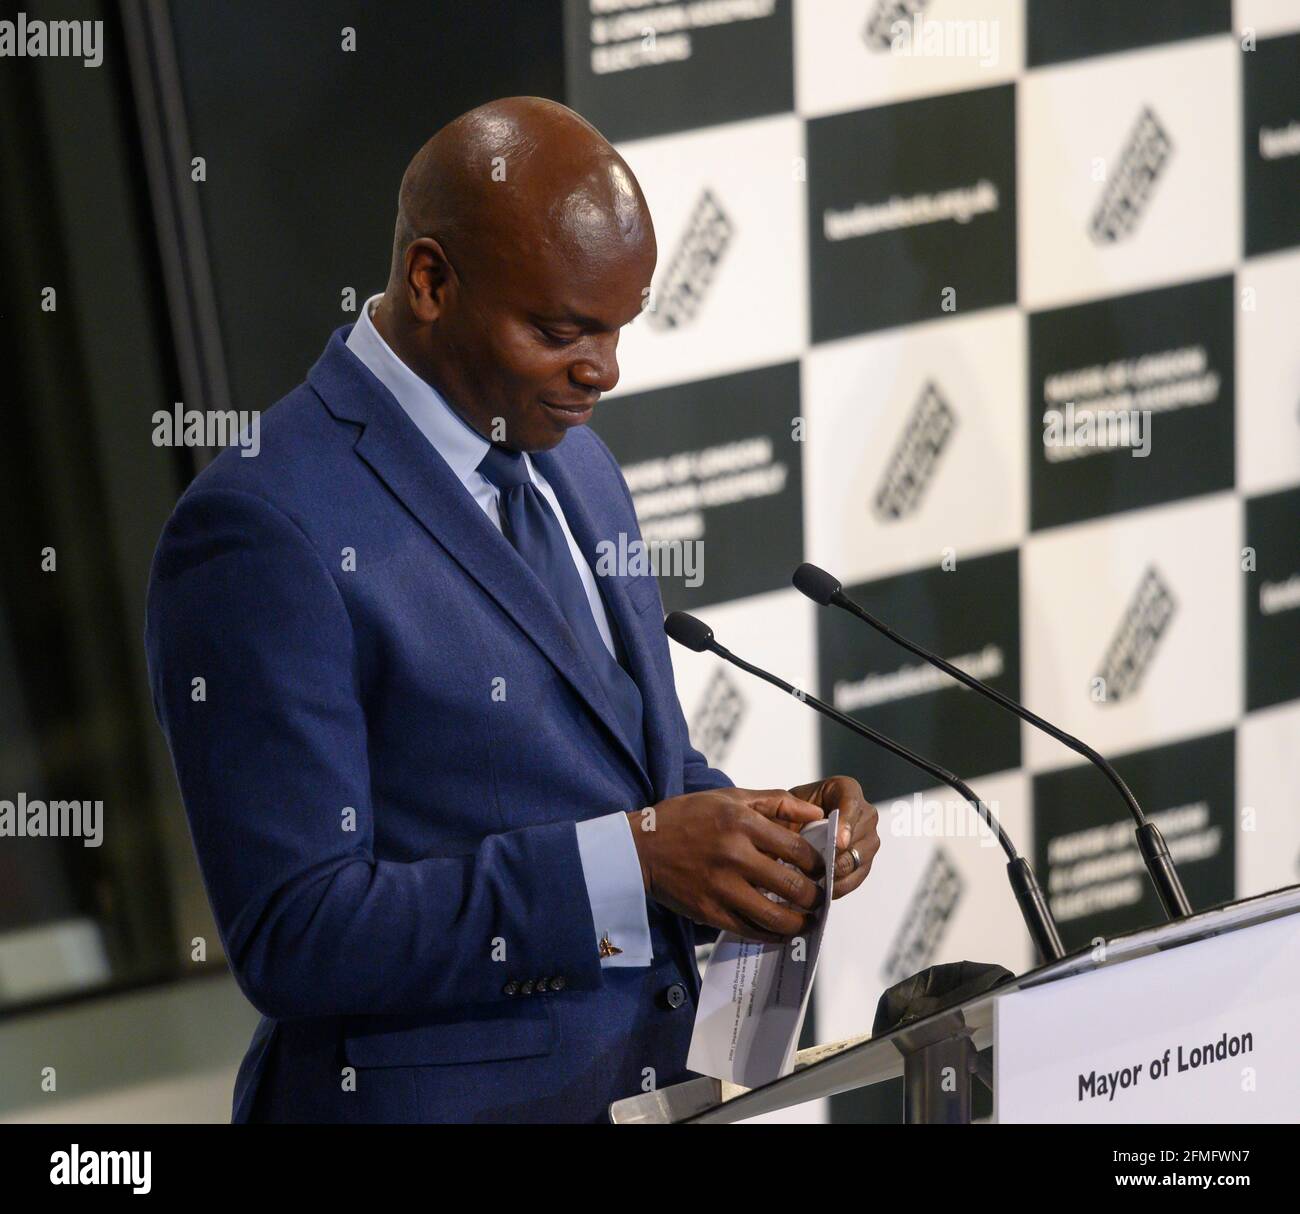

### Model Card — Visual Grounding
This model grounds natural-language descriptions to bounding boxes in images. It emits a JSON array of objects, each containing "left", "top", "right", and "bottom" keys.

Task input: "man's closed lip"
[{"left": 541, "top": 397, "right": 597, "bottom": 423}]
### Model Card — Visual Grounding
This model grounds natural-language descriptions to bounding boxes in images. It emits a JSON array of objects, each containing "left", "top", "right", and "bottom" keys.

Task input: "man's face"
[{"left": 438, "top": 232, "right": 656, "bottom": 453}]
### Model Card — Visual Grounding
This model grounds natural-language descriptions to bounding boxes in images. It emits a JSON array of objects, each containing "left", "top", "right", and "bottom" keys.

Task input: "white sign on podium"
[{"left": 995, "top": 907, "right": 1300, "bottom": 1122}]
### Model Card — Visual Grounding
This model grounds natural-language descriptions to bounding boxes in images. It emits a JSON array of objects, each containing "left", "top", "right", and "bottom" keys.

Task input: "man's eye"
[{"left": 537, "top": 326, "right": 579, "bottom": 346}]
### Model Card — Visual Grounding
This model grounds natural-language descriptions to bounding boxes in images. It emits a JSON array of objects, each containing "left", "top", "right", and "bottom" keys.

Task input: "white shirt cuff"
[{"left": 574, "top": 811, "right": 653, "bottom": 967}]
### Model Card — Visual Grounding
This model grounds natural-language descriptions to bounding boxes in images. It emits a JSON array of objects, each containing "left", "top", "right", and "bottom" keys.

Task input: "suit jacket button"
[
  {"left": 503, "top": 981, "right": 519, "bottom": 996},
  {"left": 535, "top": 979, "right": 549, "bottom": 994},
  {"left": 520, "top": 979, "right": 535, "bottom": 995},
  {"left": 663, "top": 982, "right": 688, "bottom": 1009},
  {"left": 549, "top": 976, "right": 567, "bottom": 992}
]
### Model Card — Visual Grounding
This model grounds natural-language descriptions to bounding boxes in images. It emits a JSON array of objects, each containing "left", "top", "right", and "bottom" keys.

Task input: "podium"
[{"left": 611, "top": 884, "right": 1300, "bottom": 1124}]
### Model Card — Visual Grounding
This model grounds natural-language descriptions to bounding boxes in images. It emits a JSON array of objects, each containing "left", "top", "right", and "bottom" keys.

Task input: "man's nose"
[{"left": 571, "top": 336, "right": 620, "bottom": 393}]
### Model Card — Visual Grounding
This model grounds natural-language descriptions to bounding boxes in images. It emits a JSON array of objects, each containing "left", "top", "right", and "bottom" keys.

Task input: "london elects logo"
[
  {"left": 1095, "top": 566, "right": 1177, "bottom": 703},
  {"left": 1089, "top": 106, "right": 1174, "bottom": 244},
  {"left": 874, "top": 380, "right": 957, "bottom": 521},
  {"left": 689, "top": 667, "right": 746, "bottom": 766},
  {"left": 881, "top": 847, "right": 962, "bottom": 985},
  {"left": 646, "top": 189, "right": 733, "bottom": 331}
]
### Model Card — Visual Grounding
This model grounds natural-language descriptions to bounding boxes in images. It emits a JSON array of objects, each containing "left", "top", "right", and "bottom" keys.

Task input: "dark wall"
[
  {"left": 169, "top": 0, "right": 566, "bottom": 415},
  {"left": 0, "top": 0, "right": 567, "bottom": 1016}
]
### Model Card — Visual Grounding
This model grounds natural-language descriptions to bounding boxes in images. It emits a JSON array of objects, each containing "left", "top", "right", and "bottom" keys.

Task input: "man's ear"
[{"left": 403, "top": 237, "right": 455, "bottom": 324}]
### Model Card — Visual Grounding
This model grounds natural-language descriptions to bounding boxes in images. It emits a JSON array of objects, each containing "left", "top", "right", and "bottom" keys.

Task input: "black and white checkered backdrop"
[{"left": 565, "top": 0, "right": 1300, "bottom": 1120}]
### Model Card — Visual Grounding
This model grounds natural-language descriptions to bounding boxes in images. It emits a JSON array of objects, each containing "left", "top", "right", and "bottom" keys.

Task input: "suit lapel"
[
  {"left": 532, "top": 447, "right": 675, "bottom": 803},
  {"left": 309, "top": 329, "right": 653, "bottom": 798}
]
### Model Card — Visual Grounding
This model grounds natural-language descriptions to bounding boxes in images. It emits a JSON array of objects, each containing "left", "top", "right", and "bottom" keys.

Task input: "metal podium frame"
[{"left": 609, "top": 883, "right": 1300, "bottom": 1124}]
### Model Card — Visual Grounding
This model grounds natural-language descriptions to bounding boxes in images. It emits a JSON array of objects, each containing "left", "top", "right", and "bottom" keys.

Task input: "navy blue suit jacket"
[{"left": 145, "top": 328, "right": 732, "bottom": 1122}]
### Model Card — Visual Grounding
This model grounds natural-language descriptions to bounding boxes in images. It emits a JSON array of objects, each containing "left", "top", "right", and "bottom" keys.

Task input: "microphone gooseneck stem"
[
  {"left": 828, "top": 590, "right": 1193, "bottom": 922},
  {"left": 834, "top": 592, "right": 1142, "bottom": 819},
  {"left": 710, "top": 643, "right": 1065, "bottom": 961},
  {"left": 717, "top": 645, "right": 1013, "bottom": 856}
]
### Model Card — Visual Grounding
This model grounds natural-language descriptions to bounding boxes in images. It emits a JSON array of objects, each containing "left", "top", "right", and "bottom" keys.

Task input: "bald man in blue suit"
[{"left": 145, "top": 98, "right": 879, "bottom": 1123}]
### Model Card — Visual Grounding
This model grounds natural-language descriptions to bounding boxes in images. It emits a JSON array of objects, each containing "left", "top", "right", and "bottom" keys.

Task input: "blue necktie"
[{"left": 477, "top": 444, "right": 647, "bottom": 770}]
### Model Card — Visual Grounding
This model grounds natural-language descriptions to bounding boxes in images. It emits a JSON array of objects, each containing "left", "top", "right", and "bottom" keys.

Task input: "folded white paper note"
[{"left": 686, "top": 810, "right": 839, "bottom": 1090}]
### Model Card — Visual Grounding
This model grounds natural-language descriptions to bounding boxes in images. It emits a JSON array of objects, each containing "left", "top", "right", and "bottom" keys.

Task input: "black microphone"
[
  {"left": 664, "top": 611, "right": 1065, "bottom": 963},
  {"left": 792, "top": 562, "right": 1192, "bottom": 922}
]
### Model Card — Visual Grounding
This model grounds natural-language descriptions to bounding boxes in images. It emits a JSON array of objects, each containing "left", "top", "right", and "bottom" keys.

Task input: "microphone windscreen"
[
  {"left": 792, "top": 563, "right": 841, "bottom": 606},
  {"left": 664, "top": 611, "right": 715, "bottom": 653}
]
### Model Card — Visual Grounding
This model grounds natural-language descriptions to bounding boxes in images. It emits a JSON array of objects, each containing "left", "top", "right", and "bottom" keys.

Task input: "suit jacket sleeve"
[
  {"left": 676, "top": 697, "right": 734, "bottom": 794},
  {"left": 145, "top": 487, "right": 604, "bottom": 1020}
]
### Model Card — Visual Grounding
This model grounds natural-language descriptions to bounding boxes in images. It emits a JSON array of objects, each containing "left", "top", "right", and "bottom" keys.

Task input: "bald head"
[
  {"left": 389, "top": 96, "right": 652, "bottom": 289},
  {"left": 373, "top": 98, "right": 658, "bottom": 452}
]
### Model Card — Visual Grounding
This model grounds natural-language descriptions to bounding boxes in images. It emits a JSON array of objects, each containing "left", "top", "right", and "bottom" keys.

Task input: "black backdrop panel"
[
  {"left": 1032, "top": 730, "right": 1236, "bottom": 952},
  {"left": 1244, "top": 32, "right": 1300, "bottom": 257},
  {"left": 1027, "top": 0, "right": 1232, "bottom": 68},
  {"left": 593, "top": 361, "right": 804, "bottom": 613},
  {"left": 1246, "top": 485, "right": 1300, "bottom": 712},
  {"left": 806, "top": 84, "right": 1017, "bottom": 343},
  {"left": 816, "top": 550, "right": 1022, "bottom": 803},
  {"left": 1028, "top": 275, "right": 1235, "bottom": 532},
  {"left": 563, "top": 0, "right": 794, "bottom": 143}
]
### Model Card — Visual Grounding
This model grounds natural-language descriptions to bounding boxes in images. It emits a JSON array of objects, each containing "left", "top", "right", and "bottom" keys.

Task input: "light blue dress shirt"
[{"left": 346, "top": 295, "right": 652, "bottom": 967}]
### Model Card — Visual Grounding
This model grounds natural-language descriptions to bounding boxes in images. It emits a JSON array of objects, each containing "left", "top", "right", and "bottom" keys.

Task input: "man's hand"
[
  {"left": 788, "top": 776, "right": 880, "bottom": 899},
  {"left": 627, "top": 788, "right": 826, "bottom": 943}
]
